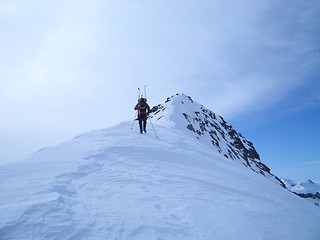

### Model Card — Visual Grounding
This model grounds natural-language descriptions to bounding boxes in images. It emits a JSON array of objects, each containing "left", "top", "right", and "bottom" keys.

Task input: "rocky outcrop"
[{"left": 151, "top": 94, "right": 285, "bottom": 187}]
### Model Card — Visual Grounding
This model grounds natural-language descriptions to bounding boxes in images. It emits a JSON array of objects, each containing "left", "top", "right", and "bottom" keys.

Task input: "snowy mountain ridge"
[
  {"left": 282, "top": 179, "right": 320, "bottom": 206},
  {"left": 281, "top": 179, "right": 320, "bottom": 194},
  {"left": 151, "top": 94, "right": 284, "bottom": 186},
  {"left": 1, "top": 94, "right": 320, "bottom": 240}
]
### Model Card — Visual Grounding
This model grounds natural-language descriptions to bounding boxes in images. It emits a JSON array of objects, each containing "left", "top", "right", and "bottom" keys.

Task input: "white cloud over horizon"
[{"left": 1, "top": 0, "right": 319, "bottom": 165}]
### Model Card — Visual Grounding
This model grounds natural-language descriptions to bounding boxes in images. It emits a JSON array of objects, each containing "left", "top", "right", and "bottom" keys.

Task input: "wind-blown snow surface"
[{"left": 1, "top": 97, "right": 320, "bottom": 240}]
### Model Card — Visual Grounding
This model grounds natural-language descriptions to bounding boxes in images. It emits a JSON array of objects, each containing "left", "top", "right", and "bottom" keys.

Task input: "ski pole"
[
  {"left": 148, "top": 116, "right": 158, "bottom": 138},
  {"left": 131, "top": 112, "right": 137, "bottom": 130}
]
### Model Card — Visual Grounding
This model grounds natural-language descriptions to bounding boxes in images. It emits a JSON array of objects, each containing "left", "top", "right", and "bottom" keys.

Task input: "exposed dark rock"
[
  {"left": 151, "top": 94, "right": 284, "bottom": 186},
  {"left": 187, "top": 124, "right": 195, "bottom": 132},
  {"left": 296, "top": 192, "right": 320, "bottom": 199}
]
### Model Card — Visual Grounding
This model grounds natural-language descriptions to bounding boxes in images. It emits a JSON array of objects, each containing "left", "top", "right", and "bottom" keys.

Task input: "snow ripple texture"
[{"left": 1, "top": 95, "right": 320, "bottom": 240}]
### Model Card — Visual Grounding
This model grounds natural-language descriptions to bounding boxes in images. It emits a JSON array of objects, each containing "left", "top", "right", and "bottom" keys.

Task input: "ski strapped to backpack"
[
  {"left": 132, "top": 85, "right": 158, "bottom": 137},
  {"left": 137, "top": 85, "right": 147, "bottom": 101},
  {"left": 137, "top": 85, "right": 148, "bottom": 115}
]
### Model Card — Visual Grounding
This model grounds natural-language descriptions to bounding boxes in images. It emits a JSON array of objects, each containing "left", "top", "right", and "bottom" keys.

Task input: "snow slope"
[
  {"left": 151, "top": 94, "right": 283, "bottom": 186},
  {"left": 1, "top": 95, "right": 320, "bottom": 240}
]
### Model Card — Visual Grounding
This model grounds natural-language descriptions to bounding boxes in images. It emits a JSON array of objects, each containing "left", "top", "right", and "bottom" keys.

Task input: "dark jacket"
[{"left": 134, "top": 102, "right": 150, "bottom": 116}]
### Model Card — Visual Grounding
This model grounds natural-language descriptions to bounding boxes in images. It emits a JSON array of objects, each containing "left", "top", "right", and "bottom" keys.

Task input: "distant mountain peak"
[
  {"left": 281, "top": 178, "right": 320, "bottom": 206},
  {"left": 282, "top": 178, "right": 320, "bottom": 194},
  {"left": 151, "top": 93, "right": 284, "bottom": 187}
]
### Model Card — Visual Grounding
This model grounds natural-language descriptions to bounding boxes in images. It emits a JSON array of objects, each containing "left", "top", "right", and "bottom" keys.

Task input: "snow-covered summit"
[
  {"left": 151, "top": 94, "right": 283, "bottom": 186},
  {"left": 1, "top": 94, "right": 320, "bottom": 239}
]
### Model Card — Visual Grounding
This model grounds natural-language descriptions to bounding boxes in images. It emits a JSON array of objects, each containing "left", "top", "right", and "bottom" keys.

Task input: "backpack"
[{"left": 138, "top": 98, "right": 147, "bottom": 109}]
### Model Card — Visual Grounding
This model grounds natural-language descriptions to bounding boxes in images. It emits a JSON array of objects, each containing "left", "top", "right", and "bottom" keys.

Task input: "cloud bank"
[{"left": 0, "top": 0, "right": 319, "bottom": 163}]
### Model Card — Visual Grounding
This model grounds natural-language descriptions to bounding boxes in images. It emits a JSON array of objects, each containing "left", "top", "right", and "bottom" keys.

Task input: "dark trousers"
[{"left": 138, "top": 115, "right": 147, "bottom": 133}]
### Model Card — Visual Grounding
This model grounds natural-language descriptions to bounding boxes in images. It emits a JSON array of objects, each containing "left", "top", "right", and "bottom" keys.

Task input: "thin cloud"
[
  {"left": 0, "top": 0, "right": 320, "bottom": 164},
  {"left": 301, "top": 160, "right": 320, "bottom": 166}
]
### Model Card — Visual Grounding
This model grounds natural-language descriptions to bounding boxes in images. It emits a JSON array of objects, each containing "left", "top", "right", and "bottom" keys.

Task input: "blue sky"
[
  {"left": 233, "top": 87, "right": 320, "bottom": 182},
  {"left": 0, "top": 0, "right": 319, "bottom": 181}
]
